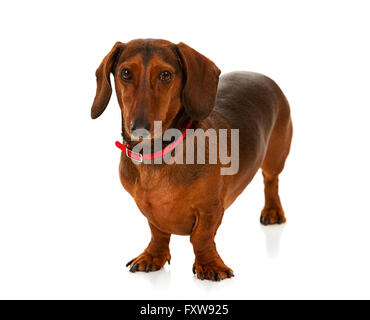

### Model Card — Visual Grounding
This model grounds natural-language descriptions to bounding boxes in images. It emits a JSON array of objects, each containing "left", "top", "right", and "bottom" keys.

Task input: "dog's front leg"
[
  {"left": 190, "top": 207, "right": 234, "bottom": 281},
  {"left": 126, "top": 222, "right": 171, "bottom": 273}
]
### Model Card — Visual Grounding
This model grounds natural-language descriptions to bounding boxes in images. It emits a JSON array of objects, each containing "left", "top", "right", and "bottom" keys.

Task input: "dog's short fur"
[{"left": 91, "top": 39, "right": 293, "bottom": 281}]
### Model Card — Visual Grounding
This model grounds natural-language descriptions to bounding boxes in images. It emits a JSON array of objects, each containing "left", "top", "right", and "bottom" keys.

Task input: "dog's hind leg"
[{"left": 260, "top": 97, "right": 293, "bottom": 225}]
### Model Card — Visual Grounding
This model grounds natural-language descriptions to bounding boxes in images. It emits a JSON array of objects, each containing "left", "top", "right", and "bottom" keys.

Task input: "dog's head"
[{"left": 91, "top": 39, "right": 220, "bottom": 139}]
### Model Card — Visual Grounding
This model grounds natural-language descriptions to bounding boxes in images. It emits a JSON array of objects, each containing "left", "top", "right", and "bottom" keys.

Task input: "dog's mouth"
[
  {"left": 130, "top": 128, "right": 151, "bottom": 140},
  {"left": 123, "top": 109, "right": 190, "bottom": 145},
  {"left": 128, "top": 123, "right": 172, "bottom": 142}
]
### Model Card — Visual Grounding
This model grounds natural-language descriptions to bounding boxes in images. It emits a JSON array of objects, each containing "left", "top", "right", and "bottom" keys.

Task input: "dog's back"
[{"left": 213, "top": 71, "right": 292, "bottom": 207}]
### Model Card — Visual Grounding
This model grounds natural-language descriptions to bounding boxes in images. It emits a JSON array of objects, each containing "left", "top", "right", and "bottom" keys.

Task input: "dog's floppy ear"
[
  {"left": 91, "top": 42, "right": 125, "bottom": 119},
  {"left": 176, "top": 42, "right": 221, "bottom": 121}
]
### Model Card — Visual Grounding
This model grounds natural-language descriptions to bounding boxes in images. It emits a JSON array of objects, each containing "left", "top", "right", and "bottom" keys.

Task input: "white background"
[{"left": 0, "top": 0, "right": 369, "bottom": 300}]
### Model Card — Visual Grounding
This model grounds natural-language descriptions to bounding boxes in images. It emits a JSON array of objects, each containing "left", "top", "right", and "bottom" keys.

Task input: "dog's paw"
[
  {"left": 126, "top": 251, "right": 171, "bottom": 273},
  {"left": 192, "top": 260, "right": 234, "bottom": 281},
  {"left": 260, "top": 206, "right": 286, "bottom": 225}
]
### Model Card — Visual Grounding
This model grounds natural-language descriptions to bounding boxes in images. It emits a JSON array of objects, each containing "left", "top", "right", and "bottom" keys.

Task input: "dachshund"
[{"left": 91, "top": 39, "right": 293, "bottom": 281}]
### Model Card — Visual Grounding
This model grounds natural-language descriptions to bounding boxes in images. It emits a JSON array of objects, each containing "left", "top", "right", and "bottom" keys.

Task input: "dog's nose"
[{"left": 130, "top": 120, "right": 151, "bottom": 138}]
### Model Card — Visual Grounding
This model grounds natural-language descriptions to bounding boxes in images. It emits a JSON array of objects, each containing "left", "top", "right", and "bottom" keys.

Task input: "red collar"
[{"left": 115, "top": 121, "right": 193, "bottom": 163}]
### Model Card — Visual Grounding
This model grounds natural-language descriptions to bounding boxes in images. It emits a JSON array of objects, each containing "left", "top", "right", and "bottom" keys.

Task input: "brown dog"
[{"left": 91, "top": 39, "right": 292, "bottom": 281}]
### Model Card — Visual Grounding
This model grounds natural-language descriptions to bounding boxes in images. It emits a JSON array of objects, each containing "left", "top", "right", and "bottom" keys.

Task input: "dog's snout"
[
  {"left": 130, "top": 120, "right": 151, "bottom": 132},
  {"left": 130, "top": 119, "right": 151, "bottom": 138}
]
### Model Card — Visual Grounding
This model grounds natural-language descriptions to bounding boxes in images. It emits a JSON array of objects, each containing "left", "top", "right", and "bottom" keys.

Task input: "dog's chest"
[
  {"left": 134, "top": 181, "right": 197, "bottom": 235},
  {"left": 119, "top": 164, "right": 197, "bottom": 235}
]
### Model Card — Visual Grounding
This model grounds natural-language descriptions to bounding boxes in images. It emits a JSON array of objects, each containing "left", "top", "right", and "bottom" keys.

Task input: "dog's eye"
[
  {"left": 121, "top": 68, "right": 132, "bottom": 81},
  {"left": 159, "top": 70, "right": 172, "bottom": 82}
]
